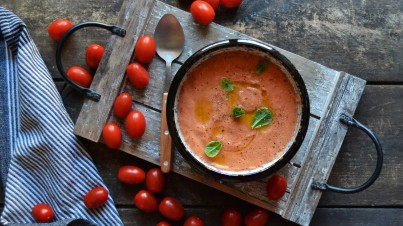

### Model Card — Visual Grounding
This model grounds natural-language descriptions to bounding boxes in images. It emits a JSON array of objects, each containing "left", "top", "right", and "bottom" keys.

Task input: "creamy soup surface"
[{"left": 177, "top": 50, "right": 300, "bottom": 172}]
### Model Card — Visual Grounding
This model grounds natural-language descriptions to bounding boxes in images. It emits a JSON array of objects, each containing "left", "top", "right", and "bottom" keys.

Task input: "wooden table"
[{"left": 2, "top": 0, "right": 402, "bottom": 225}]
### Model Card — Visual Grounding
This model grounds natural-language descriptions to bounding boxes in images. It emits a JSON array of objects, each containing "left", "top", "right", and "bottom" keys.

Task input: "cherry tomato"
[
  {"left": 84, "top": 187, "right": 108, "bottom": 209},
  {"left": 156, "top": 222, "right": 171, "bottom": 226},
  {"left": 86, "top": 44, "right": 105, "bottom": 69},
  {"left": 159, "top": 197, "right": 185, "bottom": 221},
  {"left": 126, "top": 63, "right": 150, "bottom": 89},
  {"left": 125, "top": 110, "right": 146, "bottom": 138},
  {"left": 114, "top": 93, "right": 133, "bottom": 118},
  {"left": 32, "top": 203, "right": 54, "bottom": 223},
  {"left": 118, "top": 165, "right": 145, "bottom": 184},
  {"left": 134, "top": 190, "right": 158, "bottom": 213},
  {"left": 244, "top": 209, "right": 269, "bottom": 226},
  {"left": 102, "top": 123, "right": 122, "bottom": 149},
  {"left": 146, "top": 168, "right": 165, "bottom": 193},
  {"left": 190, "top": 1, "right": 215, "bottom": 26},
  {"left": 184, "top": 216, "right": 204, "bottom": 226},
  {"left": 220, "top": 0, "right": 243, "bottom": 8},
  {"left": 48, "top": 19, "right": 73, "bottom": 42},
  {"left": 266, "top": 175, "right": 287, "bottom": 201},
  {"left": 67, "top": 66, "right": 93, "bottom": 88},
  {"left": 202, "top": 0, "right": 220, "bottom": 11},
  {"left": 135, "top": 36, "right": 156, "bottom": 64},
  {"left": 222, "top": 208, "right": 242, "bottom": 226}
]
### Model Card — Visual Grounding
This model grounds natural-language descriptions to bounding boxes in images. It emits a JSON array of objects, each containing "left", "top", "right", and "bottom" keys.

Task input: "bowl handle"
[
  {"left": 311, "top": 113, "right": 383, "bottom": 193},
  {"left": 55, "top": 22, "right": 126, "bottom": 102}
]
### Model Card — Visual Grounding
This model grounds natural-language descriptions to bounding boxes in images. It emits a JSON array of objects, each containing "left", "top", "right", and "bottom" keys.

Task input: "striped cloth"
[{"left": 0, "top": 7, "right": 123, "bottom": 226}]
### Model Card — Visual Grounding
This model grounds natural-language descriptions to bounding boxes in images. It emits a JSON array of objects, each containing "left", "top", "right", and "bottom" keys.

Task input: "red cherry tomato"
[
  {"left": 67, "top": 66, "right": 93, "bottom": 88},
  {"left": 266, "top": 175, "right": 287, "bottom": 201},
  {"left": 126, "top": 63, "right": 150, "bottom": 89},
  {"left": 220, "top": 0, "right": 243, "bottom": 8},
  {"left": 125, "top": 110, "right": 146, "bottom": 138},
  {"left": 202, "top": 0, "right": 220, "bottom": 11},
  {"left": 102, "top": 123, "right": 122, "bottom": 149},
  {"left": 114, "top": 93, "right": 133, "bottom": 118},
  {"left": 84, "top": 187, "right": 108, "bottom": 209},
  {"left": 134, "top": 190, "right": 158, "bottom": 213},
  {"left": 190, "top": 1, "right": 215, "bottom": 26},
  {"left": 220, "top": 0, "right": 242, "bottom": 9},
  {"left": 146, "top": 168, "right": 165, "bottom": 193},
  {"left": 222, "top": 208, "right": 242, "bottom": 226},
  {"left": 86, "top": 44, "right": 105, "bottom": 69},
  {"left": 32, "top": 204, "right": 54, "bottom": 223},
  {"left": 118, "top": 166, "right": 145, "bottom": 184},
  {"left": 48, "top": 19, "right": 73, "bottom": 42},
  {"left": 156, "top": 222, "right": 171, "bottom": 226},
  {"left": 135, "top": 36, "right": 156, "bottom": 64},
  {"left": 244, "top": 209, "right": 269, "bottom": 226},
  {"left": 184, "top": 216, "right": 204, "bottom": 226},
  {"left": 159, "top": 197, "right": 185, "bottom": 221}
]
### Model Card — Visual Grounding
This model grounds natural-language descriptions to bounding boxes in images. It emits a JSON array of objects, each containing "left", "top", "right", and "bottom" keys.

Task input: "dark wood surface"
[{"left": 1, "top": 0, "right": 402, "bottom": 225}]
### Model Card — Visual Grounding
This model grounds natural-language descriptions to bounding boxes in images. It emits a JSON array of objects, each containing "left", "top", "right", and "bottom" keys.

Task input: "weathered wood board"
[{"left": 74, "top": 1, "right": 366, "bottom": 225}]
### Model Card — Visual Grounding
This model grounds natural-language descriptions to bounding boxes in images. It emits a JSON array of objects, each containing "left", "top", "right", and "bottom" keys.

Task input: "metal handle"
[
  {"left": 311, "top": 113, "right": 383, "bottom": 193},
  {"left": 55, "top": 22, "right": 126, "bottom": 101}
]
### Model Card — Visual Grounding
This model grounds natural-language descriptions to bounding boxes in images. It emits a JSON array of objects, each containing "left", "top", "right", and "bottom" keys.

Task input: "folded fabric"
[{"left": 0, "top": 7, "right": 123, "bottom": 226}]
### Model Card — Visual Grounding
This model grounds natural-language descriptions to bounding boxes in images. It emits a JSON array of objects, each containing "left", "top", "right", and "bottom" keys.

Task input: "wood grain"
[
  {"left": 74, "top": 0, "right": 156, "bottom": 142},
  {"left": 160, "top": 93, "right": 173, "bottom": 173},
  {"left": 163, "top": 0, "right": 403, "bottom": 82},
  {"left": 283, "top": 73, "right": 366, "bottom": 225}
]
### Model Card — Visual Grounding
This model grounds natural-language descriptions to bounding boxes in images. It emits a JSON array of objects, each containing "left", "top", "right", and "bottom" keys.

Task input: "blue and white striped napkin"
[{"left": 0, "top": 7, "right": 123, "bottom": 226}]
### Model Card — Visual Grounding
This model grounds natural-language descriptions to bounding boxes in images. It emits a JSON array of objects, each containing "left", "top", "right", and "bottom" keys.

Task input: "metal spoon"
[{"left": 154, "top": 14, "right": 184, "bottom": 173}]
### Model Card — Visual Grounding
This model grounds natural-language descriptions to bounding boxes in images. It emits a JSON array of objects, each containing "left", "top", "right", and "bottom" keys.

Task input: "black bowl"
[{"left": 166, "top": 39, "right": 310, "bottom": 181}]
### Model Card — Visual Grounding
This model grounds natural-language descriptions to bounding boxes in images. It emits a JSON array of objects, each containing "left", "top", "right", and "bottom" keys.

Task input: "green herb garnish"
[
  {"left": 204, "top": 141, "right": 222, "bottom": 158},
  {"left": 220, "top": 78, "right": 234, "bottom": 92},
  {"left": 251, "top": 108, "right": 273, "bottom": 129},
  {"left": 231, "top": 107, "right": 245, "bottom": 118},
  {"left": 256, "top": 61, "right": 268, "bottom": 74}
]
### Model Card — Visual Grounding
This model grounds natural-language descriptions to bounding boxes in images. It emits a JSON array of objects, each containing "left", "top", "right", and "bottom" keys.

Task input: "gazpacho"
[{"left": 176, "top": 49, "right": 301, "bottom": 173}]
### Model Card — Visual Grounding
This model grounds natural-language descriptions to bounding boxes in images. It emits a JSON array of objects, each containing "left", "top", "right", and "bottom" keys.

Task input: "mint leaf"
[
  {"left": 231, "top": 107, "right": 245, "bottom": 118},
  {"left": 251, "top": 108, "right": 273, "bottom": 129},
  {"left": 220, "top": 78, "right": 234, "bottom": 92},
  {"left": 256, "top": 61, "right": 268, "bottom": 74},
  {"left": 204, "top": 141, "right": 222, "bottom": 158}
]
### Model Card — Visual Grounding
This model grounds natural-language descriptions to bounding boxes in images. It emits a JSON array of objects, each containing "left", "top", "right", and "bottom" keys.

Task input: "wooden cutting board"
[{"left": 73, "top": 1, "right": 366, "bottom": 225}]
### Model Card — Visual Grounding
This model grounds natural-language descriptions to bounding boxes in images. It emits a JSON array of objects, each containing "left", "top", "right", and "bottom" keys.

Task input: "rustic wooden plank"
[
  {"left": 145, "top": 1, "right": 341, "bottom": 118},
  {"left": 74, "top": 0, "right": 156, "bottom": 142},
  {"left": 116, "top": 207, "right": 403, "bottom": 226},
  {"left": 311, "top": 208, "right": 403, "bottom": 226},
  {"left": 319, "top": 85, "right": 403, "bottom": 206},
  {"left": 283, "top": 73, "right": 366, "bottom": 225},
  {"left": 162, "top": 0, "right": 403, "bottom": 83},
  {"left": 117, "top": 207, "right": 299, "bottom": 226}
]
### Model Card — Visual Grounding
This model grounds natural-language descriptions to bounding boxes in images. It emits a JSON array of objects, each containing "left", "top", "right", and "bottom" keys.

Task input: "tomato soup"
[{"left": 176, "top": 50, "right": 301, "bottom": 173}]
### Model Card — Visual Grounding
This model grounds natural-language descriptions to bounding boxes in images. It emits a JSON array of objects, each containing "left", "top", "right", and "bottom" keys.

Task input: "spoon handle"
[{"left": 160, "top": 92, "right": 172, "bottom": 173}]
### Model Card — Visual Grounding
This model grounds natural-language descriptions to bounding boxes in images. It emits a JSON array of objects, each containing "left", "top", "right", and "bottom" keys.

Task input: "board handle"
[
  {"left": 55, "top": 22, "right": 126, "bottom": 102},
  {"left": 311, "top": 113, "right": 383, "bottom": 193}
]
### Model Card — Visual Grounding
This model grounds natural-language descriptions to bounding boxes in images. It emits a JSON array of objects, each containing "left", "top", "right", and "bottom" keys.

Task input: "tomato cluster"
[
  {"left": 118, "top": 166, "right": 191, "bottom": 224},
  {"left": 190, "top": 0, "right": 243, "bottom": 25},
  {"left": 101, "top": 35, "right": 157, "bottom": 149}
]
